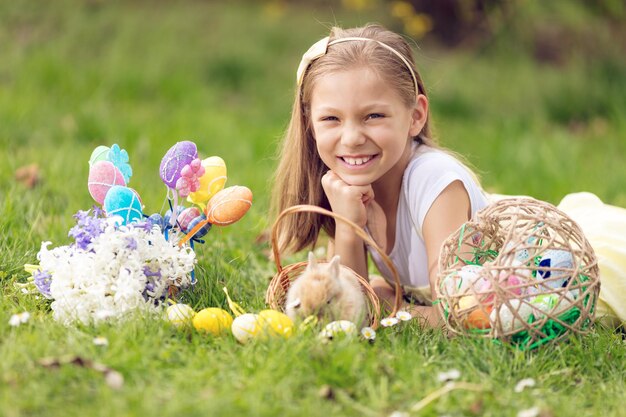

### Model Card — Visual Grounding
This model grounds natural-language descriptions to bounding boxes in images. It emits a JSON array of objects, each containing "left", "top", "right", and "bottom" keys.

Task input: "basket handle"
[{"left": 270, "top": 204, "right": 403, "bottom": 317}]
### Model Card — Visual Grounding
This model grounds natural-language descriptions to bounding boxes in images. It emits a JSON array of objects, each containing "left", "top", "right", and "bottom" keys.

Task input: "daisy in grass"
[{"left": 381, "top": 317, "right": 399, "bottom": 327}]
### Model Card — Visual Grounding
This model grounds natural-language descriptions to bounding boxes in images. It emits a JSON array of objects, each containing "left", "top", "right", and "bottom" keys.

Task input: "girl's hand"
[{"left": 321, "top": 170, "right": 374, "bottom": 227}]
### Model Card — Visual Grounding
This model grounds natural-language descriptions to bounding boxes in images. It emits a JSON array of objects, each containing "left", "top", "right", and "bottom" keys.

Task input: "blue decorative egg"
[
  {"left": 186, "top": 214, "right": 212, "bottom": 238},
  {"left": 163, "top": 206, "right": 184, "bottom": 228},
  {"left": 147, "top": 213, "right": 165, "bottom": 231},
  {"left": 536, "top": 249, "right": 574, "bottom": 288},
  {"left": 103, "top": 185, "right": 143, "bottom": 225}
]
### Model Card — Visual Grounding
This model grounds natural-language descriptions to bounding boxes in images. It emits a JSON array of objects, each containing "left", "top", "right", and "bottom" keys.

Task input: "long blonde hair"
[{"left": 271, "top": 24, "right": 441, "bottom": 255}]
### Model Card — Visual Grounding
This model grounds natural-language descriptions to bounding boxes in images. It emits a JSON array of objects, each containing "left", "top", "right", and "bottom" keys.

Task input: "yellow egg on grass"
[
  {"left": 231, "top": 313, "right": 262, "bottom": 344},
  {"left": 166, "top": 304, "right": 195, "bottom": 327},
  {"left": 257, "top": 309, "right": 294, "bottom": 338},
  {"left": 193, "top": 308, "right": 233, "bottom": 336}
]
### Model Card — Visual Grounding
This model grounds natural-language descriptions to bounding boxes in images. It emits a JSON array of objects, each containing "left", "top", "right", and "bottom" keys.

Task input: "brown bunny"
[{"left": 285, "top": 252, "right": 367, "bottom": 326}]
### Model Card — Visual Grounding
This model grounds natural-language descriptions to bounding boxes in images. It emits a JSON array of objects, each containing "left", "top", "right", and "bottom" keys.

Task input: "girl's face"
[{"left": 309, "top": 67, "right": 425, "bottom": 187}]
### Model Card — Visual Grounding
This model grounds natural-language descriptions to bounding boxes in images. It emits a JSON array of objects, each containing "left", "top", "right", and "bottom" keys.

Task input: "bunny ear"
[
  {"left": 307, "top": 251, "right": 317, "bottom": 270},
  {"left": 328, "top": 255, "right": 341, "bottom": 277}
]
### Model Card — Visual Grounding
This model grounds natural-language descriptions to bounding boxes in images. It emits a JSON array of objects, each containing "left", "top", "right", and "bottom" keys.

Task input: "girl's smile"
[{"left": 309, "top": 67, "right": 422, "bottom": 188}]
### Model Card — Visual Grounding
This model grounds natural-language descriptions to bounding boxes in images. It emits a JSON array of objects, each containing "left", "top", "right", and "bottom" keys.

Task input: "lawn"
[{"left": 1, "top": 1, "right": 625, "bottom": 416}]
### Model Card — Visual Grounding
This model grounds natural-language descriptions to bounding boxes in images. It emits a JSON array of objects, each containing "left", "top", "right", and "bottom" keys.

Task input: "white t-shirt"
[{"left": 368, "top": 146, "right": 488, "bottom": 292}]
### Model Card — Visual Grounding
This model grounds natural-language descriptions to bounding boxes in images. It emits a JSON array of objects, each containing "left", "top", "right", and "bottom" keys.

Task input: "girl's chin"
[{"left": 335, "top": 173, "right": 375, "bottom": 187}]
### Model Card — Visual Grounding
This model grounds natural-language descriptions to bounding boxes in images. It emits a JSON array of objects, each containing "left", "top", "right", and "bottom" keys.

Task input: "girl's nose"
[{"left": 340, "top": 122, "right": 366, "bottom": 147}]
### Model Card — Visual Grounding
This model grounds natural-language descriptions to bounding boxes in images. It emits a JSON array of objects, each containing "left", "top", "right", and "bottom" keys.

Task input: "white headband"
[{"left": 296, "top": 36, "right": 419, "bottom": 95}]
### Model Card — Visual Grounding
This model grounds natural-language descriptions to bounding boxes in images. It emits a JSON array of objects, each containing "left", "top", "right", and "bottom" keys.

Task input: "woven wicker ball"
[{"left": 435, "top": 197, "right": 600, "bottom": 349}]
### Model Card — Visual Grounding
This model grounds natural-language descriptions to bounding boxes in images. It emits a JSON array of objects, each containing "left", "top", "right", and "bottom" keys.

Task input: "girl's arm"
[
  {"left": 407, "top": 180, "right": 471, "bottom": 327},
  {"left": 321, "top": 171, "right": 373, "bottom": 278},
  {"left": 419, "top": 181, "right": 471, "bottom": 326}
]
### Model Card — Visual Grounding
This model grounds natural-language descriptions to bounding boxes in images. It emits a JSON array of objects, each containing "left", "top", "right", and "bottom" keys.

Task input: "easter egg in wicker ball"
[
  {"left": 166, "top": 304, "right": 195, "bottom": 328},
  {"left": 537, "top": 249, "right": 574, "bottom": 289},
  {"left": 88, "top": 161, "right": 126, "bottom": 204},
  {"left": 442, "top": 264, "right": 484, "bottom": 295},
  {"left": 465, "top": 305, "right": 494, "bottom": 329},
  {"left": 435, "top": 197, "right": 600, "bottom": 348},
  {"left": 231, "top": 313, "right": 262, "bottom": 344},
  {"left": 103, "top": 185, "right": 143, "bottom": 225},
  {"left": 490, "top": 299, "right": 535, "bottom": 332},
  {"left": 193, "top": 308, "right": 233, "bottom": 336},
  {"left": 187, "top": 156, "right": 227, "bottom": 207},
  {"left": 89, "top": 146, "right": 110, "bottom": 167},
  {"left": 205, "top": 185, "right": 252, "bottom": 226},
  {"left": 159, "top": 141, "right": 198, "bottom": 189},
  {"left": 257, "top": 309, "right": 294, "bottom": 338}
]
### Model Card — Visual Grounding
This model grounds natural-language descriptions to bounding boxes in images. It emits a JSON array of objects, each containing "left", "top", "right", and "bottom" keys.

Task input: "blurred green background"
[{"left": 1, "top": 1, "right": 625, "bottom": 415}]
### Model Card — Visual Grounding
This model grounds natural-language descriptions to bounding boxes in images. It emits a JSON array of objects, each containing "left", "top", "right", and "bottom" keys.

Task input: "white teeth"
[{"left": 343, "top": 156, "right": 372, "bottom": 166}]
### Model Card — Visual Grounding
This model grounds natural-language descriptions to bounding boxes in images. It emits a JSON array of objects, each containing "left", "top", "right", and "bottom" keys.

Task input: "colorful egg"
[
  {"left": 465, "top": 305, "right": 493, "bottom": 329},
  {"left": 442, "top": 264, "right": 484, "bottom": 295},
  {"left": 530, "top": 293, "right": 573, "bottom": 317},
  {"left": 257, "top": 309, "right": 294, "bottom": 338},
  {"left": 501, "top": 274, "right": 524, "bottom": 296},
  {"left": 166, "top": 304, "right": 195, "bottom": 327},
  {"left": 88, "top": 161, "right": 126, "bottom": 204},
  {"left": 159, "top": 141, "right": 198, "bottom": 189},
  {"left": 490, "top": 300, "right": 534, "bottom": 332},
  {"left": 147, "top": 213, "right": 165, "bottom": 230},
  {"left": 186, "top": 214, "right": 212, "bottom": 239},
  {"left": 163, "top": 206, "right": 184, "bottom": 227},
  {"left": 187, "top": 156, "right": 227, "bottom": 206},
  {"left": 192, "top": 308, "right": 233, "bottom": 336},
  {"left": 537, "top": 249, "right": 574, "bottom": 289},
  {"left": 205, "top": 185, "right": 253, "bottom": 226},
  {"left": 103, "top": 186, "right": 143, "bottom": 225},
  {"left": 89, "top": 146, "right": 110, "bottom": 167},
  {"left": 176, "top": 207, "right": 202, "bottom": 232},
  {"left": 231, "top": 313, "right": 262, "bottom": 344}
]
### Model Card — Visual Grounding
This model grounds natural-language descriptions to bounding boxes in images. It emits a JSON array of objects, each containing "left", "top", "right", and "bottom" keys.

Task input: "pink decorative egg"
[
  {"left": 205, "top": 186, "right": 252, "bottom": 226},
  {"left": 88, "top": 161, "right": 127, "bottom": 204},
  {"left": 159, "top": 141, "right": 198, "bottom": 189},
  {"left": 176, "top": 207, "right": 202, "bottom": 232}
]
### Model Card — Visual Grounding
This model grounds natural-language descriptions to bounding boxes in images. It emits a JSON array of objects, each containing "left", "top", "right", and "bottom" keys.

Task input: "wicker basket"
[
  {"left": 265, "top": 205, "right": 403, "bottom": 329},
  {"left": 435, "top": 197, "right": 601, "bottom": 349}
]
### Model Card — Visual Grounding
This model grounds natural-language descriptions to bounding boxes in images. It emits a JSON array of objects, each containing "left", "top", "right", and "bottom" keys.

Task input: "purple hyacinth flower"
[{"left": 33, "top": 269, "right": 52, "bottom": 297}]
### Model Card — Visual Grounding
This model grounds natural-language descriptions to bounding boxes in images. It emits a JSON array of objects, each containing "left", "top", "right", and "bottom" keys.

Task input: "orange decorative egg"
[
  {"left": 465, "top": 305, "right": 493, "bottom": 329},
  {"left": 205, "top": 185, "right": 252, "bottom": 226}
]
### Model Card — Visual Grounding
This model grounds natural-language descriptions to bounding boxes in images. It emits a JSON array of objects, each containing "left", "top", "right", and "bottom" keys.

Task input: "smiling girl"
[{"left": 271, "top": 25, "right": 489, "bottom": 327}]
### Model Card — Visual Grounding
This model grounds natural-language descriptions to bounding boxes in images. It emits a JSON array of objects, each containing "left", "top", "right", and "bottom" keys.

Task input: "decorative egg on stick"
[
  {"left": 159, "top": 141, "right": 199, "bottom": 227},
  {"left": 179, "top": 185, "right": 253, "bottom": 246},
  {"left": 88, "top": 161, "right": 126, "bottom": 205},
  {"left": 89, "top": 146, "right": 110, "bottom": 167},
  {"left": 103, "top": 185, "right": 143, "bottom": 225},
  {"left": 187, "top": 156, "right": 227, "bottom": 208}
]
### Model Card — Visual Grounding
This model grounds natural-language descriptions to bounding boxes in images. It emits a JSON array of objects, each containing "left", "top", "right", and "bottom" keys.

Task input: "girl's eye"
[
  {"left": 321, "top": 116, "right": 338, "bottom": 122},
  {"left": 367, "top": 113, "right": 385, "bottom": 120}
]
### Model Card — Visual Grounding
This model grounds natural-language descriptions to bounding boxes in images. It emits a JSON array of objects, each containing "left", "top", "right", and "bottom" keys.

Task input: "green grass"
[{"left": 1, "top": 1, "right": 625, "bottom": 416}]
